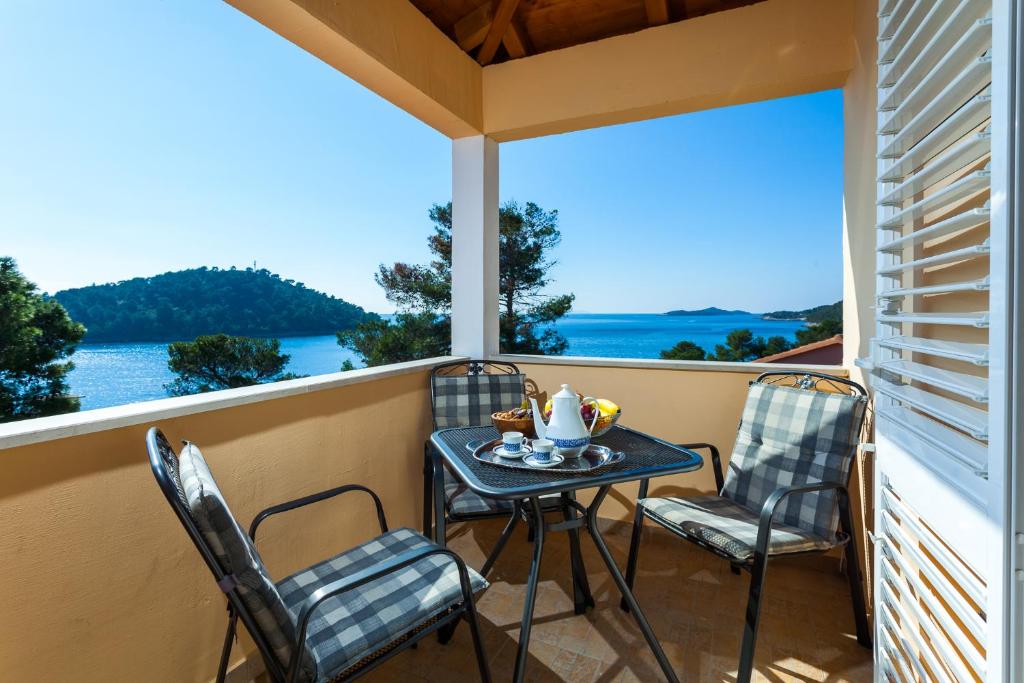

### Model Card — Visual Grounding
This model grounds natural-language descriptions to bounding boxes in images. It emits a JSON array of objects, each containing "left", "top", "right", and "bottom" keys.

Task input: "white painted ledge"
[
  {"left": 493, "top": 353, "right": 849, "bottom": 375},
  {"left": 0, "top": 356, "right": 465, "bottom": 451}
]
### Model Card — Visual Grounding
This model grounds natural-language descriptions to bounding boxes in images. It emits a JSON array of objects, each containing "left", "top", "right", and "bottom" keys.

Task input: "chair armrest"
[
  {"left": 754, "top": 482, "right": 848, "bottom": 561},
  {"left": 286, "top": 545, "right": 475, "bottom": 683},
  {"left": 249, "top": 484, "right": 388, "bottom": 542},
  {"left": 677, "top": 442, "right": 723, "bottom": 493}
]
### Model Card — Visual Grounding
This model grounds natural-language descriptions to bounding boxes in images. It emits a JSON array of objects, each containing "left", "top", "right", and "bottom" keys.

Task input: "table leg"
[
  {"left": 562, "top": 492, "right": 594, "bottom": 614},
  {"left": 481, "top": 499, "right": 522, "bottom": 577},
  {"left": 586, "top": 485, "right": 680, "bottom": 683},
  {"left": 431, "top": 447, "right": 447, "bottom": 546},
  {"left": 513, "top": 497, "right": 546, "bottom": 683}
]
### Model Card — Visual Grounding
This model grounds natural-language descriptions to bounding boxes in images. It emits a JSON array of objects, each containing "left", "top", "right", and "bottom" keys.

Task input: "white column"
[{"left": 451, "top": 135, "right": 499, "bottom": 358}]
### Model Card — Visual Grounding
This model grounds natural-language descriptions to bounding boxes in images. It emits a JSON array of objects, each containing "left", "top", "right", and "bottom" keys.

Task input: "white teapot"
[{"left": 530, "top": 384, "right": 599, "bottom": 458}]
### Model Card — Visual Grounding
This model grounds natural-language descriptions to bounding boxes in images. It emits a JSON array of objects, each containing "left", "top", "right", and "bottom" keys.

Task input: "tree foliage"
[
  {"left": 659, "top": 340, "right": 707, "bottom": 361},
  {"left": 0, "top": 257, "right": 85, "bottom": 422},
  {"left": 165, "top": 334, "right": 300, "bottom": 396},
  {"left": 658, "top": 316, "right": 843, "bottom": 363},
  {"left": 55, "top": 267, "right": 374, "bottom": 342},
  {"left": 342, "top": 200, "right": 574, "bottom": 366},
  {"left": 338, "top": 313, "right": 450, "bottom": 368}
]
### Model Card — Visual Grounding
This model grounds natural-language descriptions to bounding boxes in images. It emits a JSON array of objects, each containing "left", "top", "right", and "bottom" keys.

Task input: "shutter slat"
[
  {"left": 878, "top": 170, "right": 990, "bottom": 228},
  {"left": 878, "top": 207, "right": 990, "bottom": 251},
  {"left": 874, "top": 335, "right": 989, "bottom": 365},
  {"left": 880, "top": 21, "right": 991, "bottom": 114},
  {"left": 878, "top": 407, "right": 988, "bottom": 474},
  {"left": 874, "top": 379, "right": 988, "bottom": 439},
  {"left": 879, "top": 131, "right": 990, "bottom": 197},
  {"left": 877, "top": 242, "right": 989, "bottom": 274},
  {"left": 876, "top": 359, "right": 988, "bottom": 402},
  {"left": 879, "top": 90, "right": 990, "bottom": 159}
]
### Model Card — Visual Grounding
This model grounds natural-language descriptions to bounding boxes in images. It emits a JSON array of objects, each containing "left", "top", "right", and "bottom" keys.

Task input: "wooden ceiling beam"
[
  {"left": 477, "top": 0, "right": 521, "bottom": 65},
  {"left": 502, "top": 16, "right": 533, "bottom": 59},
  {"left": 454, "top": 2, "right": 494, "bottom": 51},
  {"left": 644, "top": 0, "right": 671, "bottom": 26}
]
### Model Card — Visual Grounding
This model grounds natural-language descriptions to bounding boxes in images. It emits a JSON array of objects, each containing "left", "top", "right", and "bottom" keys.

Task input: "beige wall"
[
  {"left": 0, "top": 369, "right": 433, "bottom": 683},
  {"left": 841, "top": 0, "right": 878, "bottom": 386},
  {"left": 482, "top": 0, "right": 857, "bottom": 141}
]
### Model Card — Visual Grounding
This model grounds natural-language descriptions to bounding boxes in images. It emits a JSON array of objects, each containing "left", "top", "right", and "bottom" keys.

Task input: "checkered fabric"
[
  {"left": 177, "top": 443, "right": 316, "bottom": 681},
  {"left": 444, "top": 468, "right": 514, "bottom": 516},
  {"left": 639, "top": 495, "right": 836, "bottom": 562},
  {"left": 432, "top": 372, "right": 526, "bottom": 429},
  {"left": 277, "top": 527, "right": 487, "bottom": 680},
  {"left": 722, "top": 383, "right": 867, "bottom": 540}
]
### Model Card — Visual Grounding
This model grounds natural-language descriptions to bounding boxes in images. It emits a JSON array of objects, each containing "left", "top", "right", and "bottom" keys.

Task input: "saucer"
[
  {"left": 494, "top": 444, "right": 532, "bottom": 459},
  {"left": 524, "top": 453, "right": 564, "bottom": 468}
]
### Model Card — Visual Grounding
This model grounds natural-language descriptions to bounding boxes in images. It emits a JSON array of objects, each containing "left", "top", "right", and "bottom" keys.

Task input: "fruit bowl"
[
  {"left": 491, "top": 409, "right": 537, "bottom": 438},
  {"left": 591, "top": 410, "right": 621, "bottom": 437}
]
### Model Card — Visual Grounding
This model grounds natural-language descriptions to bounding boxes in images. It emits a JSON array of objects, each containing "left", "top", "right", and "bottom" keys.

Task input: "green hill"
[
  {"left": 665, "top": 307, "right": 751, "bottom": 316},
  {"left": 762, "top": 300, "right": 842, "bottom": 323},
  {"left": 54, "top": 267, "right": 376, "bottom": 342}
]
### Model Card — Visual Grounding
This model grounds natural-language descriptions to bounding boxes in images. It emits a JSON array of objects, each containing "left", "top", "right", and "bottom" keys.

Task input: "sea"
[{"left": 67, "top": 313, "right": 806, "bottom": 410}]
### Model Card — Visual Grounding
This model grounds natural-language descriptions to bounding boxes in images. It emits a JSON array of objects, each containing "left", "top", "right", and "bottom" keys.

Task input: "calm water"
[{"left": 68, "top": 313, "right": 805, "bottom": 410}]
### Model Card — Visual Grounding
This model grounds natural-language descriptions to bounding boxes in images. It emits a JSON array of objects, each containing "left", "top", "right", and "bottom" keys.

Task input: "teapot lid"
[{"left": 553, "top": 384, "right": 577, "bottom": 399}]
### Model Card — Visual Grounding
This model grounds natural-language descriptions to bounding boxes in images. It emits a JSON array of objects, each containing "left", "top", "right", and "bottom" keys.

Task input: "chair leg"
[
  {"left": 216, "top": 608, "right": 237, "bottom": 683},
  {"left": 464, "top": 597, "right": 492, "bottom": 682},
  {"left": 737, "top": 553, "right": 769, "bottom": 683},
  {"left": 839, "top": 492, "right": 873, "bottom": 648},
  {"left": 620, "top": 480, "right": 649, "bottom": 613},
  {"left": 422, "top": 443, "right": 434, "bottom": 538},
  {"left": 437, "top": 620, "right": 458, "bottom": 645}
]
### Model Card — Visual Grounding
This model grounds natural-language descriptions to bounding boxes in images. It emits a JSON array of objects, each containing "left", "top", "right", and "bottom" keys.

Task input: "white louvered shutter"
[{"left": 866, "top": 1, "right": 1017, "bottom": 681}]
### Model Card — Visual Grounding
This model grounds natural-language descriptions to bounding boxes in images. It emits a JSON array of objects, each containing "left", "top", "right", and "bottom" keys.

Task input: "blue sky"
[{"left": 0, "top": 1, "right": 843, "bottom": 315}]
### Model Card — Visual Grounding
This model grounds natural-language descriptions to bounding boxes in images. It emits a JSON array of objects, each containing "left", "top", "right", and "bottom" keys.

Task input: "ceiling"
[{"left": 408, "top": 0, "right": 767, "bottom": 65}]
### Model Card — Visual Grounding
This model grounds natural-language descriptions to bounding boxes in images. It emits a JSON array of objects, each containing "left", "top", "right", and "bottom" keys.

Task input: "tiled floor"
[{"left": 362, "top": 518, "right": 874, "bottom": 683}]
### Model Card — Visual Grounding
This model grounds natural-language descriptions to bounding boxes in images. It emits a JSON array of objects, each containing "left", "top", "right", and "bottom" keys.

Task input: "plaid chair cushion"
[
  {"left": 722, "top": 383, "right": 867, "bottom": 540},
  {"left": 177, "top": 443, "right": 315, "bottom": 681},
  {"left": 444, "top": 468, "right": 514, "bottom": 516},
  {"left": 277, "top": 527, "right": 487, "bottom": 680},
  {"left": 639, "top": 495, "right": 837, "bottom": 562},
  {"left": 432, "top": 372, "right": 525, "bottom": 429}
]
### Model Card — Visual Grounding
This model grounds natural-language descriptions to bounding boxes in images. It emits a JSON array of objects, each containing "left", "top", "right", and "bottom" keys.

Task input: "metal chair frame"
[
  {"left": 422, "top": 359, "right": 563, "bottom": 540},
  {"left": 620, "top": 371, "right": 872, "bottom": 683},
  {"left": 147, "top": 428, "right": 490, "bottom": 683}
]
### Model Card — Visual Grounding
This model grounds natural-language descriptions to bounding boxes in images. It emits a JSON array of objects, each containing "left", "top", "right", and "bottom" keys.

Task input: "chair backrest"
[
  {"left": 147, "top": 428, "right": 315, "bottom": 683},
  {"left": 430, "top": 359, "right": 525, "bottom": 429},
  {"left": 721, "top": 372, "right": 868, "bottom": 540}
]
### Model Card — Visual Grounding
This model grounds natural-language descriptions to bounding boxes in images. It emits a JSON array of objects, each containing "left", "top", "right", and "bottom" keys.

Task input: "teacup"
[
  {"left": 502, "top": 431, "right": 525, "bottom": 454},
  {"left": 531, "top": 438, "right": 554, "bottom": 463}
]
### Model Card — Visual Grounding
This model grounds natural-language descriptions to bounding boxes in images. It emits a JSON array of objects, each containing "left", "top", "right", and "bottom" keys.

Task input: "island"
[
  {"left": 53, "top": 266, "right": 377, "bottom": 342},
  {"left": 761, "top": 300, "right": 842, "bottom": 323},
  {"left": 664, "top": 306, "right": 752, "bottom": 316}
]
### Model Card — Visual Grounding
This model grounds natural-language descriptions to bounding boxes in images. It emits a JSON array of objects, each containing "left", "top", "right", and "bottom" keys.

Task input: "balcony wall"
[
  {"left": 0, "top": 356, "right": 849, "bottom": 682},
  {"left": 0, "top": 359, "right": 442, "bottom": 683}
]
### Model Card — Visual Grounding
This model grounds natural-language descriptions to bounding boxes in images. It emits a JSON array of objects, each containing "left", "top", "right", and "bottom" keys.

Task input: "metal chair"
[
  {"left": 423, "top": 360, "right": 525, "bottom": 537},
  {"left": 621, "top": 371, "right": 872, "bottom": 683},
  {"left": 147, "top": 427, "right": 490, "bottom": 683}
]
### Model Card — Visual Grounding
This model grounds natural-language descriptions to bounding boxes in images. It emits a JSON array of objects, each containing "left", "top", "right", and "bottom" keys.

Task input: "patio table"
[{"left": 430, "top": 424, "right": 703, "bottom": 683}]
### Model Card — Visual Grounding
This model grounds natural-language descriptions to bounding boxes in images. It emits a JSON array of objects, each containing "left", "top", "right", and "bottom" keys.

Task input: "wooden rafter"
[
  {"left": 502, "top": 16, "right": 533, "bottom": 59},
  {"left": 454, "top": 2, "right": 493, "bottom": 51},
  {"left": 477, "top": 0, "right": 521, "bottom": 65},
  {"left": 455, "top": 1, "right": 532, "bottom": 60},
  {"left": 643, "top": 0, "right": 671, "bottom": 26}
]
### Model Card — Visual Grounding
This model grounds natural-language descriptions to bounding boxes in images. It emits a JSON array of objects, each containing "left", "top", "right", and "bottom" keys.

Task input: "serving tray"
[{"left": 472, "top": 438, "right": 625, "bottom": 474}]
